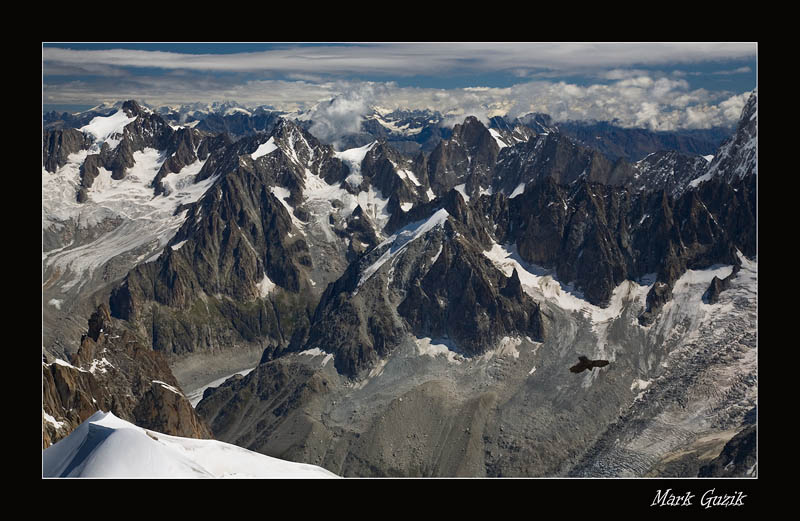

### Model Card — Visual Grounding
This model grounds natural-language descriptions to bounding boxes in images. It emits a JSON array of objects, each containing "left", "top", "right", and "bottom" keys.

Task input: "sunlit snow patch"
[
  {"left": 79, "top": 109, "right": 137, "bottom": 147},
  {"left": 256, "top": 273, "right": 276, "bottom": 297},
  {"left": 251, "top": 137, "right": 277, "bottom": 160},
  {"left": 488, "top": 128, "right": 508, "bottom": 149},
  {"left": 334, "top": 141, "right": 376, "bottom": 188},
  {"left": 415, "top": 337, "right": 465, "bottom": 364},
  {"left": 298, "top": 347, "right": 334, "bottom": 367},
  {"left": 88, "top": 357, "right": 113, "bottom": 374},
  {"left": 43, "top": 409, "right": 65, "bottom": 429},
  {"left": 482, "top": 241, "right": 653, "bottom": 325},
  {"left": 454, "top": 184, "right": 470, "bottom": 203},
  {"left": 42, "top": 411, "right": 338, "bottom": 478},
  {"left": 152, "top": 380, "right": 183, "bottom": 395},
  {"left": 357, "top": 208, "right": 450, "bottom": 289},
  {"left": 509, "top": 182, "right": 526, "bottom": 198}
]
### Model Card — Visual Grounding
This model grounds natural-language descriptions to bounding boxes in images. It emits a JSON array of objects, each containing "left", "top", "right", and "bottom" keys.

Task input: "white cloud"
[
  {"left": 43, "top": 43, "right": 756, "bottom": 77},
  {"left": 43, "top": 43, "right": 755, "bottom": 132},
  {"left": 45, "top": 75, "right": 749, "bottom": 131},
  {"left": 307, "top": 83, "right": 384, "bottom": 144},
  {"left": 712, "top": 66, "right": 753, "bottom": 75}
]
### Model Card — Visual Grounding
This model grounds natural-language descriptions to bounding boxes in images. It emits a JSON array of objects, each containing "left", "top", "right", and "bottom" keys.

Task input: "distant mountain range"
[{"left": 44, "top": 100, "right": 733, "bottom": 161}]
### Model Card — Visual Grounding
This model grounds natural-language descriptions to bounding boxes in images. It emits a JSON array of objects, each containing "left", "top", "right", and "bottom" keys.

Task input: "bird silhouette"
[{"left": 570, "top": 355, "right": 610, "bottom": 373}]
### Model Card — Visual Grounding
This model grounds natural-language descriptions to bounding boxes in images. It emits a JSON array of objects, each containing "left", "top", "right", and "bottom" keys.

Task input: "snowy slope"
[
  {"left": 357, "top": 208, "right": 450, "bottom": 288},
  {"left": 42, "top": 411, "right": 338, "bottom": 478},
  {"left": 79, "top": 109, "right": 137, "bottom": 148},
  {"left": 42, "top": 149, "right": 216, "bottom": 294}
]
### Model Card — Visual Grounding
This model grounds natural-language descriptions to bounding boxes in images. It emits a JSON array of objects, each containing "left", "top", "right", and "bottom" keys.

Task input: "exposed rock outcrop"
[
  {"left": 42, "top": 128, "right": 92, "bottom": 173},
  {"left": 108, "top": 121, "right": 344, "bottom": 358},
  {"left": 294, "top": 192, "right": 543, "bottom": 378},
  {"left": 698, "top": 424, "right": 757, "bottom": 477},
  {"left": 42, "top": 305, "right": 213, "bottom": 448}
]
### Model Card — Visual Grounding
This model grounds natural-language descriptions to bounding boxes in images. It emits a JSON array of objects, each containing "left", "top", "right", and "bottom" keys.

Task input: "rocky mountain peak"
[
  {"left": 631, "top": 150, "right": 712, "bottom": 197},
  {"left": 451, "top": 116, "right": 498, "bottom": 155},
  {"left": 122, "top": 99, "right": 146, "bottom": 117},
  {"left": 688, "top": 89, "right": 756, "bottom": 185},
  {"left": 85, "top": 304, "right": 112, "bottom": 342},
  {"left": 515, "top": 112, "right": 559, "bottom": 134},
  {"left": 742, "top": 88, "right": 757, "bottom": 124}
]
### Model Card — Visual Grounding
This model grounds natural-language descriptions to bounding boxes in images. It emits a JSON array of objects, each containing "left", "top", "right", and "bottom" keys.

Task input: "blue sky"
[{"left": 42, "top": 42, "right": 757, "bottom": 131}]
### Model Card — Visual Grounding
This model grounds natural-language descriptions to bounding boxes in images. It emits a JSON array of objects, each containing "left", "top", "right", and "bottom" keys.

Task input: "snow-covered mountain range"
[
  {"left": 42, "top": 89, "right": 757, "bottom": 478},
  {"left": 45, "top": 98, "right": 731, "bottom": 160}
]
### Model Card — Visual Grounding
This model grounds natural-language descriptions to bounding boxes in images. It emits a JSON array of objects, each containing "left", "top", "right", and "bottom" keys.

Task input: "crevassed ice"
[{"left": 43, "top": 149, "right": 217, "bottom": 293}]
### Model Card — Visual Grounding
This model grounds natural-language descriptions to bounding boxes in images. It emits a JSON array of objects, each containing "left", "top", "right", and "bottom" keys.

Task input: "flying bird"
[{"left": 570, "top": 355, "right": 610, "bottom": 373}]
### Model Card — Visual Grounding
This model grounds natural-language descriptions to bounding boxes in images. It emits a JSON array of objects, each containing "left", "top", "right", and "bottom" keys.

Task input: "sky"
[{"left": 42, "top": 42, "right": 757, "bottom": 132}]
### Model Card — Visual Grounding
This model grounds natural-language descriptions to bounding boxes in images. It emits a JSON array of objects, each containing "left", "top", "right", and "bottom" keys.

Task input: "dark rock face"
[
  {"left": 557, "top": 120, "right": 731, "bottom": 162},
  {"left": 42, "top": 128, "right": 92, "bottom": 172},
  {"left": 85, "top": 304, "right": 111, "bottom": 342},
  {"left": 492, "top": 132, "right": 633, "bottom": 196},
  {"left": 482, "top": 165, "right": 754, "bottom": 311},
  {"left": 703, "top": 263, "right": 741, "bottom": 304},
  {"left": 698, "top": 424, "right": 757, "bottom": 477},
  {"left": 108, "top": 167, "right": 310, "bottom": 355},
  {"left": 426, "top": 116, "right": 499, "bottom": 197},
  {"left": 397, "top": 226, "right": 543, "bottom": 356},
  {"left": 42, "top": 305, "right": 213, "bottom": 448},
  {"left": 108, "top": 120, "right": 344, "bottom": 357},
  {"left": 152, "top": 127, "right": 204, "bottom": 195},
  {"left": 196, "top": 132, "right": 233, "bottom": 161},
  {"left": 196, "top": 358, "right": 330, "bottom": 459},
  {"left": 297, "top": 260, "right": 405, "bottom": 378},
  {"left": 357, "top": 140, "right": 430, "bottom": 208},
  {"left": 194, "top": 110, "right": 283, "bottom": 138},
  {"left": 696, "top": 164, "right": 757, "bottom": 258},
  {"left": 296, "top": 194, "right": 543, "bottom": 378},
  {"left": 703, "top": 90, "right": 757, "bottom": 183},
  {"left": 342, "top": 205, "right": 381, "bottom": 259},
  {"left": 630, "top": 150, "right": 712, "bottom": 196}
]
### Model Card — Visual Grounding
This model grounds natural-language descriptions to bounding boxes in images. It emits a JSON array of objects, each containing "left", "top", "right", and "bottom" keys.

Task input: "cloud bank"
[
  {"left": 43, "top": 43, "right": 756, "bottom": 131},
  {"left": 43, "top": 43, "right": 756, "bottom": 77}
]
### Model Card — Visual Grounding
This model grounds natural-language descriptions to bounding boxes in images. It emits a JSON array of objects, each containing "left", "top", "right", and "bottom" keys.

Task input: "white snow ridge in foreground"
[{"left": 42, "top": 411, "right": 338, "bottom": 478}]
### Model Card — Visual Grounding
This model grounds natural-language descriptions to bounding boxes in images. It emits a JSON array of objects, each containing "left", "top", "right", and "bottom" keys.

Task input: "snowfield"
[
  {"left": 42, "top": 411, "right": 338, "bottom": 478},
  {"left": 79, "top": 110, "right": 136, "bottom": 146},
  {"left": 42, "top": 149, "right": 217, "bottom": 293}
]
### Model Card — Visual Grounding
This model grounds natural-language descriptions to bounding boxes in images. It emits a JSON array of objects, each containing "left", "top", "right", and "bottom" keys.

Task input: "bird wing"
[{"left": 592, "top": 359, "right": 610, "bottom": 368}]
